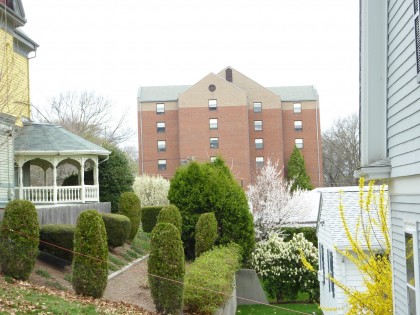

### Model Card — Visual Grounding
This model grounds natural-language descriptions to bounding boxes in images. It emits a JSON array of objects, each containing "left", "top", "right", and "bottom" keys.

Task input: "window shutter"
[
  {"left": 414, "top": 0, "right": 420, "bottom": 74},
  {"left": 329, "top": 251, "right": 335, "bottom": 298}
]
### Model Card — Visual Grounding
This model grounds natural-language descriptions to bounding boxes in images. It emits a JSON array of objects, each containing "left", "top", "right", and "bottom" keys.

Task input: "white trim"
[{"left": 404, "top": 221, "right": 420, "bottom": 313}]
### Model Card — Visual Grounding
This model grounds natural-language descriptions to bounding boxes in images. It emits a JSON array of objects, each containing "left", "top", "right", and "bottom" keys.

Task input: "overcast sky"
[{"left": 22, "top": 0, "right": 359, "bottom": 147}]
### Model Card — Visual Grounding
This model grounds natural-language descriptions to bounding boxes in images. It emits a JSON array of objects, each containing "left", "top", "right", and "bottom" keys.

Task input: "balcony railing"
[{"left": 15, "top": 185, "right": 99, "bottom": 204}]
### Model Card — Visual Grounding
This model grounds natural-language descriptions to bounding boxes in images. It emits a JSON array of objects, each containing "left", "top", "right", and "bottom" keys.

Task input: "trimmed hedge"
[
  {"left": 0, "top": 200, "right": 40, "bottom": 280},
  {"left": 195, "top": 212, "right": 218, "bottom": 257},
  {"left": 101, "top": 213, "right": 131, "bottom": 247},
  {"left": 39, "top": 224, "right": 75, "bottom": 261},
  {"left": 141, "top": 206, "right": 163, "bottom": 233},
  {"left": 72, "top": 210, "right": 108, "bottom": 298},
  {"left": 281, "top": 227, "right": 317, "bottom": 246},
  {"left": 184, "top": 244, "right": 242, "bottom": 314},
  {"left": 156, "top": 205, "right": 182, "bottom": 234},
  {"left": 148, "top": 223, "right": 184, "bottom": 314},
  {"left": 118, "top": 192, "right": 141, "bottom": 241}
]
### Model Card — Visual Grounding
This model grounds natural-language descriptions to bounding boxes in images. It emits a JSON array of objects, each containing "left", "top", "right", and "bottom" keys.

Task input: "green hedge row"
[
  {"left": 141, "top": 206, "right": 163, "bottom": 233},
  {"left": 40, "top": 224, "right": 75, "bottom": 261},
  {"left": 101, "top": 213, "right": 131, "bottom": 247},
  {"left": 184, "top": 244, "right": 242, "bottom": 314}
]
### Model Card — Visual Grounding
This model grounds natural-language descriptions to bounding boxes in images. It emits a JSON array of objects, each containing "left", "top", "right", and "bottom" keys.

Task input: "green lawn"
[{"left": 236, "top": 303, "right": 322, "bottom": 315}]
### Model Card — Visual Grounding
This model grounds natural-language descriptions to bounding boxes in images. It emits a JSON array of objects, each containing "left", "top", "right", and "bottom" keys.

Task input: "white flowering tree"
[
  {"left": 251, "top": 233, "right": 319, "bottom": 302},
  {"left": 247, "top": 159, "right": 313, "bottom": 240},
  {"left": 133, "top": 175, "right": 170, "bottom": 207}
]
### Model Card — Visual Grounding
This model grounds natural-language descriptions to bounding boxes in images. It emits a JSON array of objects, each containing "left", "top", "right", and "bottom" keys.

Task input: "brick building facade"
[{"left": 137, "top": 67, "right": 323, "bottom": 188}]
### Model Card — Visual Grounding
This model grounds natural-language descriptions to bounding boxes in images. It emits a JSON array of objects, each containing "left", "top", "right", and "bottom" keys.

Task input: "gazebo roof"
[{"left": 14, "top": 122, "right": 111, "bottom": 157}]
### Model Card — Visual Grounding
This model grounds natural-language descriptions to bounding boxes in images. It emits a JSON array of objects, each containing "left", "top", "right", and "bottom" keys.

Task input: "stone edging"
[{"left": 108, "top": 254, "right": 150, "bottom": 280}]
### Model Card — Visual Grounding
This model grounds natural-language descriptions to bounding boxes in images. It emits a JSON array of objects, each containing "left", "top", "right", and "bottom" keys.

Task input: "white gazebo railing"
[{"left": 15, "top": 185, "right": 99, "bottom": 204}]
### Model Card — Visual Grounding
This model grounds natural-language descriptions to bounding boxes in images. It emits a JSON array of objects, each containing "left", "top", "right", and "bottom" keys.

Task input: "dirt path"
[{"left": 104, "top": 256, "right": 156, "bottom": 313}]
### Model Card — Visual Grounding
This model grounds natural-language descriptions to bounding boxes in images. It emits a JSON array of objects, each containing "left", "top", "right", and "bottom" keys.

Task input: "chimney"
[{"left": 226, "top": 68, "right": 232, "bottom": 82}]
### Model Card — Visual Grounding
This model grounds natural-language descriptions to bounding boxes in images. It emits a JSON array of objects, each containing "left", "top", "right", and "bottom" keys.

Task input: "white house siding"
[
  {"left": 0, "top": 126, "right": 13, "bottom": 206},
  {"left": 387, "top": 0, "right": 420, "bottom": 178}
]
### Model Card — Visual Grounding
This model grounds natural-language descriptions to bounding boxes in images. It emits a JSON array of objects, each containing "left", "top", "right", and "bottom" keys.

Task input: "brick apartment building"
[{"left": 137, "top": 67, "right": 323, "bottom": 188}]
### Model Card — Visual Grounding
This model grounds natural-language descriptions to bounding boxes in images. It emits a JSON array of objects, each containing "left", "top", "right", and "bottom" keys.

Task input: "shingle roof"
[
  {"left": 316, "top": 186, "right": 388, "bottom": 250},
  {"left": 267, "top": 86, "right": 318, "bottom": 101},
  {"left": 138, "top": 85, "right": 191, "bottom": 102},
  {"left": 14, "top": 123, "right": 110, "bottom": 157}
]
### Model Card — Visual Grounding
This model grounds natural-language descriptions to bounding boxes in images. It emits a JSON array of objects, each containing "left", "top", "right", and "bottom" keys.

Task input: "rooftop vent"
[{"left": 226, "top": 68, "right": 232, "bottom": 82}]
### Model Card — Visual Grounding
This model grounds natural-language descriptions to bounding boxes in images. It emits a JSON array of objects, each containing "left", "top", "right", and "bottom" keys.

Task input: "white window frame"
[
  {"left": 295, "top": 138, "right": 303, "bottom": 149},
  {"left": 253, "top": 102, "right": 262, "bottom": 113},
  {"left": 158, "top": 159, "right": 167, "bottom": 171},
  {"left": 255, "top": 138, "right": 263, "bottom": 149},
  {"left": 293, "top": 103, "right": 301, "bottom": 113},
  {"left": 156, "top": 103, "right": 165, "bottom": 114},
  {"left": 157, "top": 140, "right": 166, "bottom": 152},
  {"left": 157, "top": 122, "right": 165, "bottom": 133},
  {"left": 320, "top": 244, "right": 325, "bottom": 285},
  {"left": 209, "top": 118, "right": 218, "bottom": 130},
  {"left": 405, "top": 222, "right": 420, "bottom": 314},
  {"left": 209, "top": 99, "right": 217, "bottom": 111},
  {"left": 294, "top": 120, "right": 303, "bottom": 131},
  {"left": 254, "top": 120, "right": 263, "bottom": 131},
  {"left": 256, "top": 156, "right": 264, "bottom": 168},
  {"left": 210, "top": 137, "right": 219, "bottom": 148},
  {"left": 327, "top": 249, "right": 335, "bottom": 298}
]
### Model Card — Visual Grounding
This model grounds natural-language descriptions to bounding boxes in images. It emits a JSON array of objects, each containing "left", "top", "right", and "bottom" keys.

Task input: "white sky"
[{"left": 22, "top": 0, "right": 359, "bottom": 147}]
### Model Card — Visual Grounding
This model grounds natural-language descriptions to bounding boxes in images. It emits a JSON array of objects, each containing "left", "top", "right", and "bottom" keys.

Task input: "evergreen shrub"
[
  {"left": 118, "top": 192, "right": 141, "bottom": 241},
  {"left": 141, "top": 206, "right": 163, "bottom": 233},
  {"left": 39, "top": 224, "right": 75, "bottom": 261},
  {"left": 148, "top": 222, "right": 184, "bottom": 314},
  {"left": 0, "top": 200, "right": 39, "bottom": 280},
  {"left": 101, "top": 213, "right": 131, "bottom": 247},
  {"left": 195, "top": 212, "right": 218, "bottom": 257},
  {"left": 156, "top": 205, "right": 182, "bottom": 234},
  {"left": 72, "top": 210, "right": 108, "bottom": 298},
  {"left": 281, "top": 226, "right": 317, "bottom": 246},
  {"left": 184, "top": 244, "right": 242, "bottom": 314}
]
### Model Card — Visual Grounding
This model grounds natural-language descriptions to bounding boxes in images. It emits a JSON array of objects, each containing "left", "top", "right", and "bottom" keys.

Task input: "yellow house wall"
[{"left": 0, "top": 28, "right": 30, "bottom": 121}]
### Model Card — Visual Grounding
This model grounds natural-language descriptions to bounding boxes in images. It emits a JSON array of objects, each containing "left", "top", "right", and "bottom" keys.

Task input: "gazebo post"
[
  {"left": 53, "top": 158, "right": 58, "bottom": 204},
  {"left": 18, "top": 160, "right": 23, "bottom": 200},
  {"left": 81, "top": 158, "right": 85, "bottom": 203}
]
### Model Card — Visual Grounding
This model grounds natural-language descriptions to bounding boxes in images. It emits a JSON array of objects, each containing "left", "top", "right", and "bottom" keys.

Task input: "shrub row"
[
  {"left": 141, "top": 206, "right": 163, "bottom": 233},
  {"left": 40, "top": 224, "right": 75, "bottom": 261},
  {"left": 184, "top": 243, "right": 242, "bottom": 314}
]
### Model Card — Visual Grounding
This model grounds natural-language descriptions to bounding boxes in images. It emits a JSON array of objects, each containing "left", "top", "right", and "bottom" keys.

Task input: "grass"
[
  {"left": 35, "top": 269, "right": 51, "bottom": 278},
  {"left": 236, "top": 303, "right": 322, "bottom": 315}
]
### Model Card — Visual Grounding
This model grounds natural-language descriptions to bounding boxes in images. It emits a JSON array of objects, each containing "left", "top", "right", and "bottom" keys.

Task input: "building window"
[
  {"left": 254, "top": 120, "right": 263, "bottom": 131},
  {"left": 256, "top": 156, "right": 264, "bottom": 168},
  {"left": 327, "top": 249, "right": 335, "bottom": 297},
  {"left": 210, "top": 156, "right": 217, "bottom": 162},
  {"left": 157, "top": 140, "right": 166, "bottom": 152},
  {"left": 156, "top": 103, "right": 165, "bottom": 114},
  {"left": 320, "top": 244, "right": 325, "bottom": 285},
  {"left": 253, "top": 102, "right": 262, "bottom": 113},
  {"left": 295, "top": 138, "right": 303, "bottom": 149},
  {"left": 210, "top": 137, "right": 219, "bottom": 148},
  {"left": 209, "top": 118, "right": 218, "bottom": 129},
  {"left": 209, "top": 99, "right": 217, "bottom": 111},
  {"left": 157, "top": 122, "right": 165, "bottom": 133},
  {"left": 294, "top": 120, "right": 303, "bottom": 131},
  {"left": 405, "top": 230, "right": 418, "bottom": 315},
  {"left": 255, "top": 138, "right": 263, "bottom": 149},
  {"left": 293, "top": 103, "right": 302, "bottom": 113},
  {"left": 158, "top": 159, "right": 167, "bottom": 171}
]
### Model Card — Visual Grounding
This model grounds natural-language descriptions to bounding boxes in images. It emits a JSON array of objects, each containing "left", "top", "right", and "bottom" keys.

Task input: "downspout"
[
  {"left": 138, "top": 96, "right": 144, "bottom": 175},
  {"left": 315, "top": 94, "right": 321, "bottom": 187}
]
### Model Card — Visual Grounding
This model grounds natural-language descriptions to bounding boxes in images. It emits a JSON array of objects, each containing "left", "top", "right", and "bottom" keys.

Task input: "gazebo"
[{"left": 13, "top": 122, "right": 110, "bottom": 205}]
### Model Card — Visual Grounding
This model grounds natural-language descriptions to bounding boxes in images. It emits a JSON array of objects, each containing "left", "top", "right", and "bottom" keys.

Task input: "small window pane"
[
  {"left": 295, "top": 138, "right": 303, "bottom": 149},
  {"left": 255, "top": 138, "right": 263, "bottom": 149},
  {"left": 209, "top": 99, "right": 217, "bottom": 111},
  {"left": 254, "top": 120, "right": 263, "bottom": 131},
  {"left": 253, "top": 102, "right": 262, "bottom": 113},
  {"left": 293, "top": 103, "right": 301, "bottom": 113},
  {"left": 157, "top": 122, "right": 165, "bottom": 133},
  {"left": 209, "top": 118, "right": 218, "bottom": 129},
  {"left": 406, "top": 232, "right": 416, "bottom": 314},
  {"left": 158, "top": 159, "right": 167, "bottom": 171},
  {"left": 210, "top": 137, "right": 219, "bottom": 148},
  {"left": 157, "top": 140, "right": 166, "bottom": 152},
  {"left": 156, "top": 103, "right": 165, "bottom": 114},
  {"left": 294, "top": 120, "right": 302, "bottom": 131},
  {"left": 256, "top": 156, "right": 264, "bottom": 168}
]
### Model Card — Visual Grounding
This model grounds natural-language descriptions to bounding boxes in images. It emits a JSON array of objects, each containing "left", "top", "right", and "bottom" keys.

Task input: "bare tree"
[
  {"left": 247, "top": 159, "right": 313, "bottom": 240},
  {"left": 322, "top": 112, "right": 360, "bottom": 187},
  {"left": 33, "top": 90, "right": 134, "bottom": 146}
]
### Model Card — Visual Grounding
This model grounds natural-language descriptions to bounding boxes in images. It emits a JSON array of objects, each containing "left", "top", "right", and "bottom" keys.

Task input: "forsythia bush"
[
  {"left": 133, "top": 175, "right": 170, "bottom": 207},
  {"left": 251, "top": 232, "right": 318, "bottom": 302}
]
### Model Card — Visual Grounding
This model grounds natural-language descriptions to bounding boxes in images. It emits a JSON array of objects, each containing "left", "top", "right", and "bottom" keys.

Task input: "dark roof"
[{"left": 14, "top": 123, "right": 110, "bottom": 157}]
